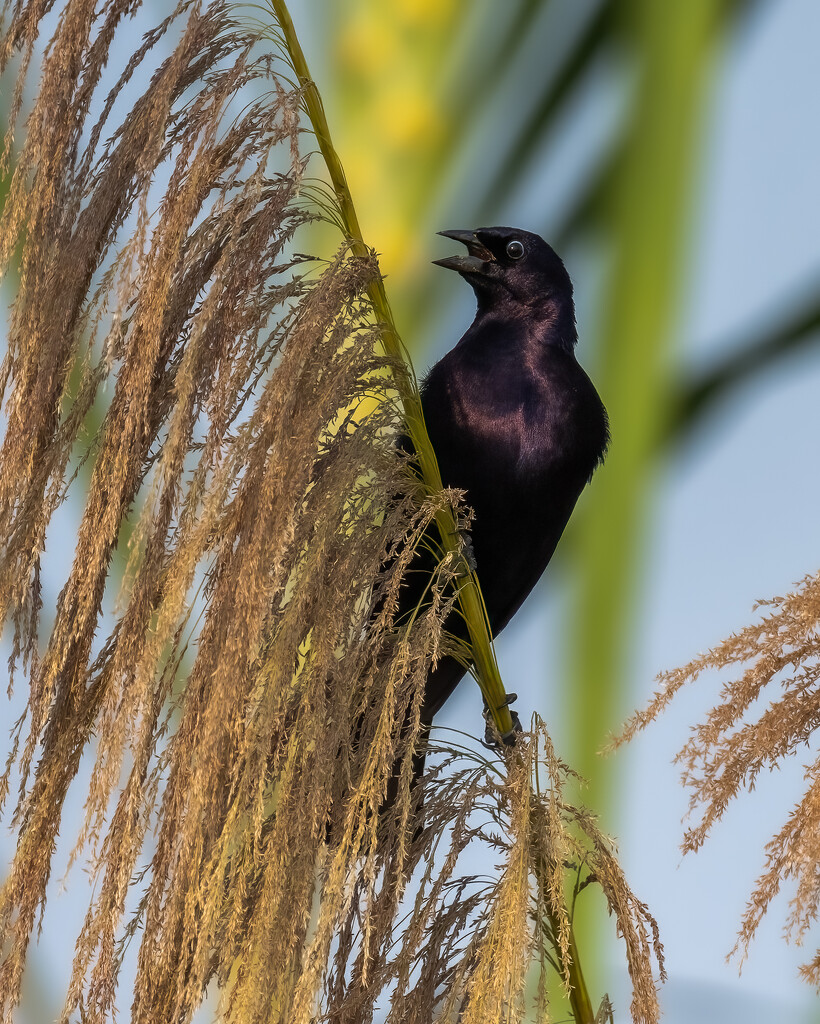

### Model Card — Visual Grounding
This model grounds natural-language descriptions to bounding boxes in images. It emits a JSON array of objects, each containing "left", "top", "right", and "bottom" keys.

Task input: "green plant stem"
[
  {"left": 268, "top": 0, "right": 515, "bottom": 741},
  {"left": 531, "top": 808, "right": 595, "bottom": 1024},
  {"left": 544, "top": 916, "right": 595, "bottom": 1024},
  {"left": 562, "top": 925, "right": 595, "bottom": 1024}
]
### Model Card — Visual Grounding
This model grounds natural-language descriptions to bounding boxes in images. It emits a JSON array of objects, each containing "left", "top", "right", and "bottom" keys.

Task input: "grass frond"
[{"left": 615, "top": 571, "right": 820, "bottom": 983}]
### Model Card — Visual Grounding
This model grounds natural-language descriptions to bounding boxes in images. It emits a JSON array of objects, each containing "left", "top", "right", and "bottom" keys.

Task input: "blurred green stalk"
[{"left": 567, "top": 0, "right": 724, "bottom": 981}]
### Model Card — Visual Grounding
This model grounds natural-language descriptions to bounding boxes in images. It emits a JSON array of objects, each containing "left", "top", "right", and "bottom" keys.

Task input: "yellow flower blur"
[{"left": 331, "top": 0, "right": 465, "bottom": 313}]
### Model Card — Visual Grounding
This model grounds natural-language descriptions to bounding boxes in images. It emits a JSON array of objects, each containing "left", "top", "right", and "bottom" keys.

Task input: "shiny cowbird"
[{"left": 405, "top": 227, "right": 609, "bottom": 742}]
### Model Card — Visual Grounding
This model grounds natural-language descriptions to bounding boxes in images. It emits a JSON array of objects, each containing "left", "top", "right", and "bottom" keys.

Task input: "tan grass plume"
[
  {"left": 0, "top": 3, "right": 664, "bottom": 1022},
  {"left": 616, "top": 571, "right": 820, "bottom": 984}
]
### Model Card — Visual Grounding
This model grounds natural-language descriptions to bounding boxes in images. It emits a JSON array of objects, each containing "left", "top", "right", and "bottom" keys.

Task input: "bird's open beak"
[{"left": 433, "top": 229, "right": 495, "bottom": 273}]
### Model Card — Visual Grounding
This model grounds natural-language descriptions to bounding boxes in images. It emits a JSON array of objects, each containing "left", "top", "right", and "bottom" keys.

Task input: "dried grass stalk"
[
  {"left": 0, "top": 3, "right": 664, "bottom": 1022},
  {"left": 616, "top": 571, "right": 820, "bottom": 983},
  {"left": 0, "top": 2, "right": 446, "bottom": 1019},
  {"left": 319, "top": 719, "right": 664, "bottom": 1024}
]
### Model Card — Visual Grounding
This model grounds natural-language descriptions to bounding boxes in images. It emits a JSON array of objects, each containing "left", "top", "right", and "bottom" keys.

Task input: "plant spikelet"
[
  {"left": 616, "top": 571, "right": 820, "bottom": 984},
  {"left": 315, "top": 718, "right": 663, "bottom": 1024}
]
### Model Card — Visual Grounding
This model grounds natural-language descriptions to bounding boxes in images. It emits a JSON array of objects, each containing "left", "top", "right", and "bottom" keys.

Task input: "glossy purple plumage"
[{"left": 417, "top": 226, "right": 609, "bottom": 724}]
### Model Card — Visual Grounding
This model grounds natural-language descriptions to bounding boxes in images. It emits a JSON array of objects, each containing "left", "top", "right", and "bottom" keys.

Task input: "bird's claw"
[
  {"left": 481, "top": 692, "right": 522, "bottom": 749},
  {"left": 455, "top": 530, "right": 477, "bottom": 577}
]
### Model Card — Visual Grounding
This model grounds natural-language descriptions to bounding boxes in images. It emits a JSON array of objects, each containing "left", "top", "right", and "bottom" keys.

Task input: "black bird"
[{"left": 411, "top": 226, "right": 609, "bottom": 736}]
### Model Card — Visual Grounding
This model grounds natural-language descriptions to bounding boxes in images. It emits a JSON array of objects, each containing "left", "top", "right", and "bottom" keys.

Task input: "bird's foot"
[
  {"left": 455, "top": 531, "right": 477, "bottom": 577},
  {"left": 481, "top": 692, "right": 522, "bottom": 749}
]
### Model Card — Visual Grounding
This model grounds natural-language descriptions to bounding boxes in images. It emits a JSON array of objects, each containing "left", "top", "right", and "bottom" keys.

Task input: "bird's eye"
[{"left": 506, "top": 240, "right": 525, "bottom": 260}]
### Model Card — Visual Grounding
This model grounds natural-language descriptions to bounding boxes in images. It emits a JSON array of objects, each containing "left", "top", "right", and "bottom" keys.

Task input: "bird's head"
[{"left": 433, "top": 227, "right": 575, "bottom": 337}]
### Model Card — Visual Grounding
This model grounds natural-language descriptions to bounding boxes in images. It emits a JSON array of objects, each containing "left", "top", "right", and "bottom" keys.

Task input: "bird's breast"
[
  {"left": 440, "top": 364, "right": 601, "bottom": 490},
  {"left": 418, "top": 342, "right": 607, "bottom": 635}
]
